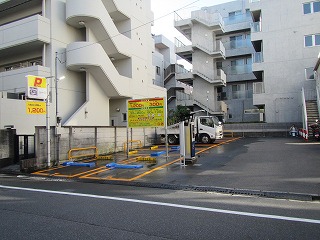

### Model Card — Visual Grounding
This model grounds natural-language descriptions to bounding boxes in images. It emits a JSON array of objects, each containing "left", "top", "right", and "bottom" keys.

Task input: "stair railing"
[
  {"left": 317, "top": 85, "right": 320, "bottom": 118},
  {"left": 301, "top": 87, "right": 308, "bottom": 135}
]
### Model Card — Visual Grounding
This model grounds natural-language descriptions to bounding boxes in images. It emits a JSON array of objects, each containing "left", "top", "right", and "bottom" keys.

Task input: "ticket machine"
[{"left": 179, "top": 118, "right": 196, "bottom": 165}]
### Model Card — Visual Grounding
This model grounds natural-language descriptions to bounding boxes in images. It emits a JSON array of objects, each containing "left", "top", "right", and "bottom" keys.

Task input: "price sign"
[
  {"left": 26, "top": 101, "right": 46, "bottom": 115},
  {"left": 128, "top": 98, "right": 165, "bottom": 128}
]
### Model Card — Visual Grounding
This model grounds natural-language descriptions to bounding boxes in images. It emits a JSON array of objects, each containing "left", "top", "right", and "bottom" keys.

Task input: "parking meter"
[{"left": 180, "top": 119, "right": 196, "bottom": 164}]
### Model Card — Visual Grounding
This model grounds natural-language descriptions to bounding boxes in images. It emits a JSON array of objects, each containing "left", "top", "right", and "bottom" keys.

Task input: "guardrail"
[
  {"left": 123, "top": 140, "right": 142, "bottom": 152},
  {"left": 68, "top": 147, "right": 98, "bottom": 161}
]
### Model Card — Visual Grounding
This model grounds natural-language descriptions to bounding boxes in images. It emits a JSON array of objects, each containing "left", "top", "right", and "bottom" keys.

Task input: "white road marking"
[
  {"left": 286, "top": 142, "right": 320, "bottom": 145},
  {"left": 0, "top": 184, "right": 319, "bottom": 224}
]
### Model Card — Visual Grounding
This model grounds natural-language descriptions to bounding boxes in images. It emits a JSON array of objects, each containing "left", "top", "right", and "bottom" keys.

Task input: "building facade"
[
  {"left": 207, "top": 0, "right": 260, "bottom": 123},
  {"left": 251, "top": 0, "right": 320, "bottom": 123},
  {"left": 0, "top": 0, "right": 166, "bottom": 134},
  {"left": 152, "top": 34, "right": 192, "bottom": 113},
  {"left": 174, "top": 0, "right": 320, "bottom": 123}
]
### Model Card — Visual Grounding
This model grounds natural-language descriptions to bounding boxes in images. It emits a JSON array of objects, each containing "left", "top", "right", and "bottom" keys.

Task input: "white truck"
[{"left": 159, "top": 115, "right": 223, "bottom": 144}]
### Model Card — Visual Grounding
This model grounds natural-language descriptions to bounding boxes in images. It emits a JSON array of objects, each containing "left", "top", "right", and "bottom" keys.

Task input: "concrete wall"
[
  {"left": 0, "top": 129, "right": 15, "bottom": 168},
  {"left": 35, "top": 126, "right": 159, "bottom": 168}
]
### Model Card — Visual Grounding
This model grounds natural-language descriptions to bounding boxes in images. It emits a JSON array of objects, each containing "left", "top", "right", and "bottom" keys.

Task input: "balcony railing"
[
  {"left": 174, "top": 38, "right": 187, "bottom": 48},
  {"left": 230, "top": 89, "right": 253, "bottom": 99},
  {"left": 251, "top": 22, "right": 261, "bottom": 32},
  {"left": 228, "top": 65, "right": 252, "bottom": 75},
  {"left": 224, "top": 39, "right": 252, "bottom": 50},
  {"left": 253, "top": 82, "right": 265, "bottom": 94},
  {"left": 191, "top": 10, "right": 224, "bottom": 30},
  {"left": 252, "top": 52, "right": 263, "bottom": 63},
  {"left": 192, "top": 33, "right": 225, "bottom": 57},
  {"left": 223, "top": 13, "right": 252, "bottom": 26}
]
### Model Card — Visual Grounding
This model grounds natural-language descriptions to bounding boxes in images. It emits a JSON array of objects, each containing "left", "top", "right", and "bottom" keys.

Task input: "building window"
[
  {"left": 304, "top": 34, "right": 320, "bottom": 47},
  {"left": 122, "top": 113, "right": 127, "bottom": 122},
  {"left": 216, "top": 61, "right": 222, "bottom": 70},
  {"left": 156, "top": 66, "right": 160, "bottom": 75},
  {"left": 303, "top": 1, "right": 320, "bottom": 14},
  {"left": 305, "top": 67, "right": 315, "bottom": 80}
]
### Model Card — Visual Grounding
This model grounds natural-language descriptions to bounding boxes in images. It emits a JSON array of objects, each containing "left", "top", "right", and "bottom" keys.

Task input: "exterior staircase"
[{"left": 306, "top": 100, "right": 319, "bottom": 135}]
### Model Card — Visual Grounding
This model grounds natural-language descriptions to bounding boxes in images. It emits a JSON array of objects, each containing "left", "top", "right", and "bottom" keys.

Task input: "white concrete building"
[
  {"left": 251, "top": 0, "right": 320, "bottom": 123},
  {"left": 174, "top": 0, "right": 320, "bottom": 124},
  {"left": 174, "top": 3, "right": 228, "bottom": 121},
  {"left": 0, "top": 0, "right": 166, "bottom": 134},
  {"left": 152, "top": 34, "right": 192, "bottom": 112},
  {"left": 203, "top": 0, "right": 260, "bottom": 123}
]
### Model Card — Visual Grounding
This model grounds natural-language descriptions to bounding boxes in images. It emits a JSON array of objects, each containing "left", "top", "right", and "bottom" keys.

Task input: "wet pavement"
[{"left": 2, "top": 137, "right": 320, "bottom": 201}]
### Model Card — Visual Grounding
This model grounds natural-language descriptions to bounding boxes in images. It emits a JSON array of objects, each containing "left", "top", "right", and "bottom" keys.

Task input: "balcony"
[
  {"left": 250, "top": 0, "right": 262, "bottom": 12},
  {"left": 192, "top": 35, "right": 226, "bottom": 59},
  {"left": 0, "top": 15, "right": 50, "bottom": 54},
  {"left": 176, "top": 70, "right": 194, "bottom": 86},
  {"left": 223, "top": 13, "right": 252, "bottom": 33},
  {"left": 0, "top": 65, "right": 51, "bottom": 92},
  {"left": 225, "top": 65, "right": 256, "bottom": 82},
  {"left": 174, "top": 10, "right": 225, "bottom": 40},
  {"left": 176, "top": 92, "right": 194, "bottom": 107},
  {"left": 225, "top": 39, "right": 254, "bottom": 57},
  {"left": 251, "top": 21, "right": 261, "bottom": 33},
  {"left": 191, "top": 10, "right": 225, "bottom": 34},
  {"left": 194, "top": 69, "right": 226, "bottom": 86},
  {"left": 253, "top": 82, "right": 265, "bottom": 105},
  {"left": 175, "top": 38, "right": 193, "bottom": 63},
  {"left": 252, "top": 52, "right": 263, "bottom": 63}
]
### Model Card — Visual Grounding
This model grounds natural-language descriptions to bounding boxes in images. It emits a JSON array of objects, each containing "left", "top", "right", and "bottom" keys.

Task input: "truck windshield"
[{"left": 200, "top": 117, "right": 214, "bottom": 127}]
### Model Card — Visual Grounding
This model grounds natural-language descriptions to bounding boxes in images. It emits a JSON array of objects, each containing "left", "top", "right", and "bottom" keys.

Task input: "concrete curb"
[{"left": 1, "top": 170, "right": 319, "bottom": 202}]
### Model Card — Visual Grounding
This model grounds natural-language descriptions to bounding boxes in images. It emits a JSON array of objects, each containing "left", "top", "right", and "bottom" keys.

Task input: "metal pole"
[
  {"left": 206, "top": 91, "right": 209, "bottom": 116},
  {"left": 165, "top": 97, "right": 168, "bottom": 161},
  {"left": 46, "top": 80, "right": 50, "bottom": 167},
  {"left": 55, "top": 52, "right": 59, "bottom": 166}
]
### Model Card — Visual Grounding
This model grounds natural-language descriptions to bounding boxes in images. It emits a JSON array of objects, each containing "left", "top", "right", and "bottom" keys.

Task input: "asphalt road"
[
  {"left": 0, "top": 175, "right": 319, "bottom": 240},
  {"left": 139, "top": 137, "right": 320, "bottom": 197}
]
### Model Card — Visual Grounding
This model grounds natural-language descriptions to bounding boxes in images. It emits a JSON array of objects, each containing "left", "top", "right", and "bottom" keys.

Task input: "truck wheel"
[
  {"left": 168, "top": 135, "right": 178, "bottom": 145},
  {"left": 200, "top": 134, "right": 211, "bottom": 144}
]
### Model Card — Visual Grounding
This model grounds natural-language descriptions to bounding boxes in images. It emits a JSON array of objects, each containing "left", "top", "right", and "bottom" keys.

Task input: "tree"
[{"left": 168, "top": 105, "right": 191, "bottom": 125}]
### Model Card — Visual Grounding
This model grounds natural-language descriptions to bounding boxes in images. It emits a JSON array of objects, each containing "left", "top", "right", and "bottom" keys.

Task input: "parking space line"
[
  {"left": 31, "top": 138, "right": 240, "bottom": 180},
  {"left": 79, "top": 157, "right": 142, "bottom": 179},
  {"left": 124, "top": 138, "right": 241, "bottom": 182}
]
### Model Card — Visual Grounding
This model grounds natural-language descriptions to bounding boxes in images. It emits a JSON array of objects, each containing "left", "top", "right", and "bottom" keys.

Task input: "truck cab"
[
  {"left": 195, "top": 116, "right": 223, "bottom": 144},
  {"left": 160, "top": 115, "right": 223, "bottom": 144}
]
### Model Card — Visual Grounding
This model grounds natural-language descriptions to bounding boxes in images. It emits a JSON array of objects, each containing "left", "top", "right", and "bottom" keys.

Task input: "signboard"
[
  {"left": 27, "top": 75, "right": 47, "bottom": 100},
  {"left": 26, "top": 101, "right": 46, "bottom": 115},
  {"left": 127, "top": 98, "right": 165, "bottom": 128}
]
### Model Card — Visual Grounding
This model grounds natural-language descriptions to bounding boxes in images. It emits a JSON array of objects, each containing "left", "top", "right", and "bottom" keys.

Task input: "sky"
[{"left": 151, "top": 0, "right": 235, "bottom": 43}]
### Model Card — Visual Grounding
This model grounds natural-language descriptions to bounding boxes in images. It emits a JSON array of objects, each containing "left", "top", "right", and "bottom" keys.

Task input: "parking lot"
[
  {"left": 30, "top": 136, "right": 320, "bottom": 201},
  {"left": 32, "top": 138, "right": 239, "bottom": 181}
]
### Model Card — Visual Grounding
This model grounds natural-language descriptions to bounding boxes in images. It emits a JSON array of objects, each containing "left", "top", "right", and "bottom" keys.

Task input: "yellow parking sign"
[
  {"left": 26, "top": 101, "right": 46, "bottom": 114},
  {"left": 27, "top": 75, "right": 47, "bottom": 100},
  {"left": 128, "top": 98, "right": 165, "bottom": 128}
]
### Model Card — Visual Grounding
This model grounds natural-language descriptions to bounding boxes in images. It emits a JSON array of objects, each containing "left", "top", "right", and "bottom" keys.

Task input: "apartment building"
[
  {"left": 174, "top": 0, "right": 260, "bottom": 122},
  {"left": 0, "top": 0, "right": 166, "bottom": 134},
  {"left": 152, "top": 34, "right": 192, "bottom": 113},
  {"left": 206, "top": 0, "right": 260, "bottom": 123},
  {"left": 251, "top": 0, "right": 320, "bottom": 123},
  {"left": 174, "top": 0, "right": 320, "bottom": 124},
  {"left": 174, "top": 3, "right": 228, "bottom": 121}
]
